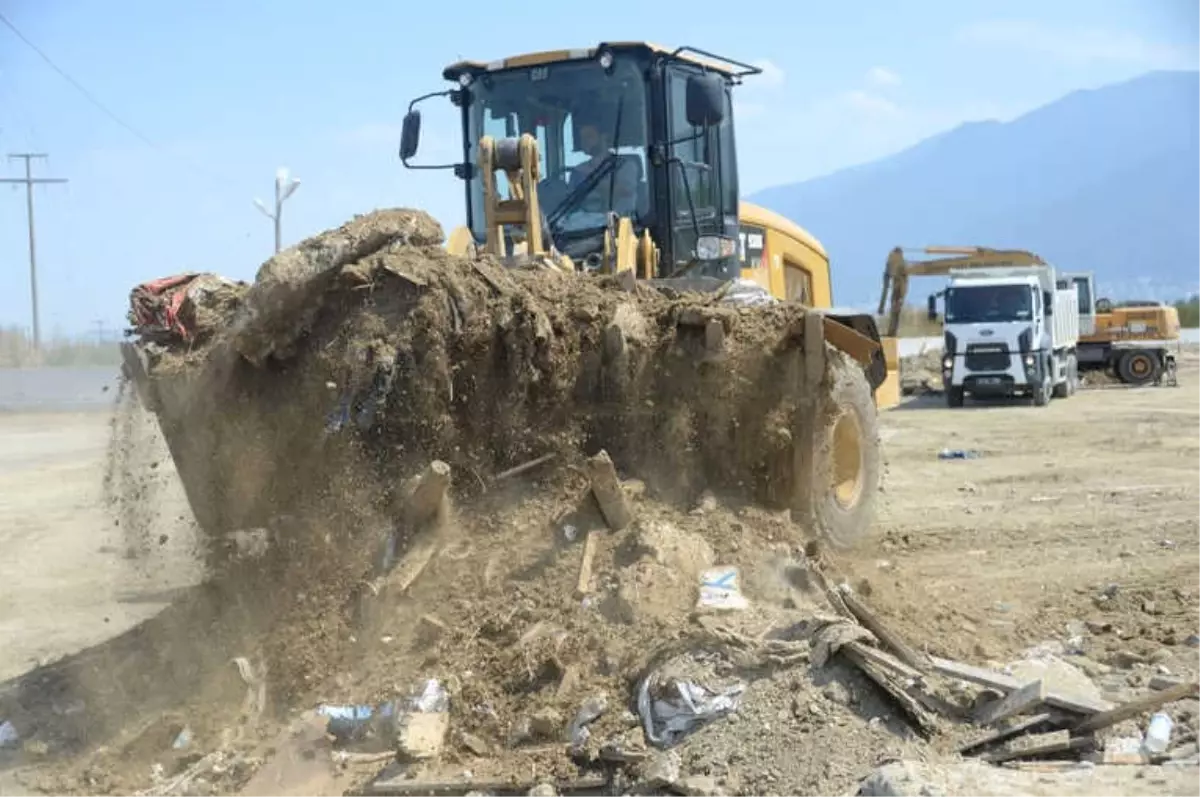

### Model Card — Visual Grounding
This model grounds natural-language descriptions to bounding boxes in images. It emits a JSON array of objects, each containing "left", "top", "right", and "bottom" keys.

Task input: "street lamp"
[{"left": 254, "top": 167, "right": 301, "bottom": 253}]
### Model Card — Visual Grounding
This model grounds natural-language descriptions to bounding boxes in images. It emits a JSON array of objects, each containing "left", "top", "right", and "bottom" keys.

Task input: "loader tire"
[{"left": 804, "top": 355, "right": 880, "bottom": 550}]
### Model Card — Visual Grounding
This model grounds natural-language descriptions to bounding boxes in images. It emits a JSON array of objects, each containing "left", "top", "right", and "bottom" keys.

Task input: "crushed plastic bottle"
[{"left": 1143, "top": 712, "right": 1173, "bottom": 755}]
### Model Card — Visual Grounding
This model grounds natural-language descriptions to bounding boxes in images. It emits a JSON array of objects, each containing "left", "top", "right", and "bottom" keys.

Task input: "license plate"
[{"left": 977, "top": 377, "right": 1002, "bottom": 385}]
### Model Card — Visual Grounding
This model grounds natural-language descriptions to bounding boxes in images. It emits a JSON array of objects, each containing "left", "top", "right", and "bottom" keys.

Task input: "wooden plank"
[
  {"left": 364, "top": 774, "right": 608, "bottom": 796},
  {"left": 958, "top": 712, "right": 1059, "bottom": 755},
  {"left": 843, "top": 640, "right": 924, "bottom": 681},
  {"left": 976, "top": 679, "right": 1048, "bottom": 726},
  {"left": 403, "top": 461, "right": 451, "bottom": 526},
  {"left": 1073, "top": 681, "right": 1200, "bottom": 734},
  {"left": 575, "top": 530, "right": 598, "bottom": 597},
  {"left": 984, "top": 730, "right": 1093, "bottom": 764},
  {"left": 840, "top": 643, "right": 938, "bottom": 738},
  {"left": 839, "top": 587, "right": 930, "bottom": 673},
  {"left": 585, "top": 449, "right": 634, "bottom": 530}
]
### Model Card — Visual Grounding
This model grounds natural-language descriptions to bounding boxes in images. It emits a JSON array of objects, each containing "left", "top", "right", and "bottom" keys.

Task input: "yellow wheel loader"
[
  {"left": 117, "top": 43, "right": 891, "bottom": 557},
  {"left": 398, "top": 41, "right": 889, "bottom": 547}
]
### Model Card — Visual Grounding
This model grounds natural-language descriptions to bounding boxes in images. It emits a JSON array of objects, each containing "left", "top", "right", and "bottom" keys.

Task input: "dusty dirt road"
[
  {"left": 853, "top": 355, "right": 1200, "bottom": 686},
  {"left": 0, "top": 409, "right": 200, "bottom": 684}
]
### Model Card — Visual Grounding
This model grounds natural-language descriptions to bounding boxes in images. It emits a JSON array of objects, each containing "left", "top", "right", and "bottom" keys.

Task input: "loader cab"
[{"left": 400, "top": 43, "right": 759, "bottom": 279}]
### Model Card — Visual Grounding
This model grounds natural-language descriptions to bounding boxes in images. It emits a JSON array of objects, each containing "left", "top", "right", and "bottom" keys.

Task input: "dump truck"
[
  {"left": 119, "top": 42, "right": 891, "bottom": 557},
  {"left": 934, "top": 265, "right": 1080, "bottom": 407}
]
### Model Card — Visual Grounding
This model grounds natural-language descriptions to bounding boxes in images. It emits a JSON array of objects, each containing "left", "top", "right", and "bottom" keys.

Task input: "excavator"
[
  {"left": 398, "top": 41, "right": 894, "bottom": 545},
  {"left": 879, "top": 246, "right": 1180, "bottom": 389}
]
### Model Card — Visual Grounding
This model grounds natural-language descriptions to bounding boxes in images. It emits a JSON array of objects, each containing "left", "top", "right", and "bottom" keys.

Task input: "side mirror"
[
  {"left": 399, "top": 110, "right": 422, "bottom": 162},
  {"left": 686, "top": 74, "right": 725, "bottom": 128},
  {"left": 927, "top": 294, "right": 938, "bottom": 321},
  {"left": 1043, "top": 290, "right": 1053, "bottom": 316}
]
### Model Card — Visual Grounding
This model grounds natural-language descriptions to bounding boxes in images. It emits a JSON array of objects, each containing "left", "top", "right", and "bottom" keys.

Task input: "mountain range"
[{"left": 750, "top": 70, "right": 1200, "bottom": 308}]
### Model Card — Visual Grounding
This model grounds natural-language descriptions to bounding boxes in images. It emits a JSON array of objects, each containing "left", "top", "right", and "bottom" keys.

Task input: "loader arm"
[{"left": 878, "top": 246, "right": 1048, "bottom": 337}]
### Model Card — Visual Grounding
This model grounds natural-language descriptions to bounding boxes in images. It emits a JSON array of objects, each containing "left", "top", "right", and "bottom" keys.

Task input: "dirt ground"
[
  {"left": 860, "top": 349, "right": 1200, "bottom": 678},
  {"left": 0, "top": 409, "right": 201, "bottom": 684},
  {"left": 1, "top": 349, "right": 1195, "bottom": 796}
]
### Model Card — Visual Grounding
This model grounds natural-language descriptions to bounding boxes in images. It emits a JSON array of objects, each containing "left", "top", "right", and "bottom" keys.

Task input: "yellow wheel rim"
[{"left": 831, "top": 409, "right": 865, "bottom": 510}]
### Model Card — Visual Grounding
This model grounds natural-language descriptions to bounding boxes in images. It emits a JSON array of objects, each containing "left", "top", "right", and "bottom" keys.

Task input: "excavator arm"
[{"left": 878, "top": 246, "right": 1048, "bottom": 337}]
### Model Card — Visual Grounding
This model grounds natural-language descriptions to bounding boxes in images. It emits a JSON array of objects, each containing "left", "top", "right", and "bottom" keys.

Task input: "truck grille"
[{"left": 964, "top": 344, "right": 1010, "bottom": 372}]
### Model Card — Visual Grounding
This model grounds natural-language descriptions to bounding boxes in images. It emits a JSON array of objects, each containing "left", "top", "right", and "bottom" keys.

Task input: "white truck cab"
[{"left": 933, "top": 266, "right": 1080, "bottom": 407}]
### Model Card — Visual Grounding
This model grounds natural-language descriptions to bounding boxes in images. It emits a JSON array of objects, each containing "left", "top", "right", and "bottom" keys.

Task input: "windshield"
[
  {"left": 945, "top": 284, "right": 1034, "bottom": 324},
  {"left": 465, "top": 56, "right": 650, "bottom": 250}
]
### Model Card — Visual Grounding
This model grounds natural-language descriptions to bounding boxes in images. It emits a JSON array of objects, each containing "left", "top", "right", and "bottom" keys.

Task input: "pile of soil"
[{"left": 899, "top": 349, "right": 943, "bottom": 396}]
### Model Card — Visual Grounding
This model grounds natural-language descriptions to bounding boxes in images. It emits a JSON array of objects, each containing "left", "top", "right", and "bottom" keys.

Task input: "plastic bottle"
[{"left": 1143, "top": 712, "right": 1173, "bottom": 755}]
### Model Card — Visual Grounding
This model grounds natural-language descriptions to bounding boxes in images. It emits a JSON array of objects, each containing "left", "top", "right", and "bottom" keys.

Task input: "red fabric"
[{"left": 129, "top": 272, "right": 201, "bottom": 341}]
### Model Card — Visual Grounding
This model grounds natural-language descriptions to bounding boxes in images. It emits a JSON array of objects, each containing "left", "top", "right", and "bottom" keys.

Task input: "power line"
[
  {"left": 0, "top": 11, "right": 158, "bottom": 151},
  {"left": 0, "top": 153, "right": 68, "bottom": 350},
  {"left": 0, "top": 10, "right": 241, "bottom": 193}
]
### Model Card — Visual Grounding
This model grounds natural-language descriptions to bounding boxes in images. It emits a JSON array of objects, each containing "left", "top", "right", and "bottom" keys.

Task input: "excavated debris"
[
  {"left": 133, "top": 208, "right": 852, "bottom": 556},
  {"left": 9, "top": 210, "right": 1196, "bottom": 797}
]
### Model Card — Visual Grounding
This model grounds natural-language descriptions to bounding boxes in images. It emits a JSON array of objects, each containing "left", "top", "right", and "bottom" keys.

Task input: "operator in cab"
[{"left": 567, "top": 114, "right": 641, "bottom": 216}]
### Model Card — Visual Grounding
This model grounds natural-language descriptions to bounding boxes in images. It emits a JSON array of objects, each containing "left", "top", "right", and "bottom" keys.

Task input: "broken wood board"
[
  {"left": 975, "top": 679, "right": 1048, "bottom": 726},
  {"left": 385, "top": 532, "right": 440, "bottom": 595},
  {"left": 575, "top": 530, "right": 599, "bottom": 597},
  {"left": 363, "top": 773, "right": 607, "bottom": 796},
  {"left": 840, "top": 642, "right": 939, "bottom": 737},
  {"left": 1073, "top": 680, "right": 1200, "bottom": 734},
  {"left": 839, "top": 586, "right": 931, "bottom": 673},
  {"left": 401, "top": 460, "right": 451, "bottom": 527},
  {"left": 585, "top": 449, "right": 633, "bottom": 530},
  {"left": 984, "top": 729, "right": 1094, "bottom": 764},
  {"left": 848, "top": 642, "right": 924, "bottom": 681},
  {"left": 958, "top": 712, "right": 1060, "bottom": 755}
]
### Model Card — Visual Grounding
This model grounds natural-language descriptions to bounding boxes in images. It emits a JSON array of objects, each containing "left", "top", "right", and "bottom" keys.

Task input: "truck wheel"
[
  {"left": 1052, "top": 355, "right": 1077, "bottom": 399},
  {"left": 805, "top": 355, "right": 880, "bottom": 551},
  {"left": 1033, "top": 369, "right": 1052, "bottom": 406},
  {"left": 1116, "top": 350, "right": 1162, "bottom": 386},
  {"left": 946, "top": 386, "right": 965, "bottom": 408}
]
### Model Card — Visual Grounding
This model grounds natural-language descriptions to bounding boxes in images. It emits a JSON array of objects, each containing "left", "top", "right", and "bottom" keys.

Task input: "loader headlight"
[
  {"left": 695, "top": 235, "right": 737, "bottom": 261},
  {"left": 942, "top": 356, "right": 953, "bottom": 370},
  {"left": 458, "top": 73, "right": 473, "bottom": 87},
  {"left": 598, "top": 50, "right": 614, "bottom": 70},
  {"left": 1023, "top": 354, "right": 1035, "bottom": 367}
]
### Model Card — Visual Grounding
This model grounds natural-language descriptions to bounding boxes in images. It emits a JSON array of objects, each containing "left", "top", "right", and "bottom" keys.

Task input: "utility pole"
[
  {"left": 254, "top": 167, "right": 301, "bottom": 254},
  {"left": 1, "top": 153, "right": 67, "bottom": 350}
]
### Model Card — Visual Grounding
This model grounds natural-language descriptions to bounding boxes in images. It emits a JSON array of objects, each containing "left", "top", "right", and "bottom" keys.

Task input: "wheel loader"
[
  {"left": 397, "top": 42, "right": 890, "bottom": 537},
  {"left": 118, "top": 42, "right": 890, "bottom": 556}
]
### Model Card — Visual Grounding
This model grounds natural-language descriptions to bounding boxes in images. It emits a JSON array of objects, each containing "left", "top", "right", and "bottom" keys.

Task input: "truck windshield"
[
  {"left": 465, "top": 56, "right": 650, "bottom": 249},
  {"left": 945, "top": 284, "right": 1034, "bottom": 324}
]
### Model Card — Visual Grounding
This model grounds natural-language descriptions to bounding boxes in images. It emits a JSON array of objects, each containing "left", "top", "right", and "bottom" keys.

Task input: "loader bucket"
[{"left": 120, "top": 210, "right": 883, "bottom": 560}]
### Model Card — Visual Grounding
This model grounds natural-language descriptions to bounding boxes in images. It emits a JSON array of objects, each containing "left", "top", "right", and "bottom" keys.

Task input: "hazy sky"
[{"left": 1, "top": 0, "right": 1197, "bottom": 335}]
